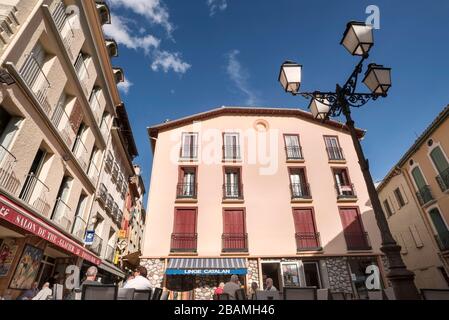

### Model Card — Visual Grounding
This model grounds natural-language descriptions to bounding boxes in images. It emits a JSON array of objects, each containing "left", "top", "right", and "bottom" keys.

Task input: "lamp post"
[{"left": 278, "top": 21, "right": 420, "bottom": 300}]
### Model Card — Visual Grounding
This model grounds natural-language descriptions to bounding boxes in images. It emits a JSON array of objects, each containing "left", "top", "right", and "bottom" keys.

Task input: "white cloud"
[
  {"left": 226, "top": 50, "right": 258, "bottom": 105},
  {"left": 108, "top": 0, "right": 173, "bottom": 34},
  {"left": 118, "top": 77, "right": 133, "bottom": 94},
  {"left": 103, "top": 15, "right": 160, "bottom": 54},
  {"left": 207, "top": 0, "right": 228, "bottom": 16},
  {"left": 151, "top": 51, "right": 191, "bottom": 74}
]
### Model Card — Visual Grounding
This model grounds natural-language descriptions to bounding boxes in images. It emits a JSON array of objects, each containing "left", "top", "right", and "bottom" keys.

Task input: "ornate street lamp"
[{"left": 278, "top": 21, "right": 420, "bottom": 300}]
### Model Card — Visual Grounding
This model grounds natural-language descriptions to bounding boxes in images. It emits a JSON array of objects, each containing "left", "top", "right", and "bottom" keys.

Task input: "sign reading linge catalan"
[{"left": 166, "top": 268, "right": 247, "bottom": 276}]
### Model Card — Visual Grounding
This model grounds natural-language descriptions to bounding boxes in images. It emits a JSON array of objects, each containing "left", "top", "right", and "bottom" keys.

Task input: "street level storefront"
[
  {"left": 140, "top": 255, "right": 387, "bottom": 300},
  {"left": 0, "top": 194, "right": 100, "bottom": 299}
]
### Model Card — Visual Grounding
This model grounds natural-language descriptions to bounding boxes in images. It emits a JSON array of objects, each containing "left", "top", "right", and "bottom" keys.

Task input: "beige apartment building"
[
  {"left": 142, "top": 107, "right": 390, "bottom": 300},
  {"left": 378, "top": 105, "right": 449, "bottom": 290},
  {"left": 0, "top": 0, "right": 139, "bottom": 298}
]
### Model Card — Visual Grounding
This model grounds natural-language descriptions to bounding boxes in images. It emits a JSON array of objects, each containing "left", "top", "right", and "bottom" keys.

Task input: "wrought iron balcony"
[
  {"left": 223, "top": 183, "right": 244, "bottom": 200},
  {"left": 72, "top": 215, "right": 87, "bottom": 241},
  {"left": 89, "top": 91, "right": 103, "bottom": 126},
  {"left": 286, "top": 146, "right": 304, "bottom": 160},
  {"left": 0, "top": 145, "right": 19, "bottom": 195},
  {"left": 223, "top": 145, "right": 241, "bottom": 160},
  {"left": 19, "top": 53, "right": 52, "bottom": 115},
  {"left": 336, "top": 183, "right": 357, "bottom": 199},
  {"left": 98, "top": 183, "right": 107, "bottom": 203},
  {"left": 104, "top": 151, "right": 113, "bottom": 173},
  {"left": 51, "top": 1, "right": 75, "bottom": 61},
  {"left": 51, "top": 198, "right": 72, "bottom": 233},
  {"left": 222, "top": 233, "right": 248, "bottom": 252},
  {"left": 51, "top": 102, "right": 75, "bottom": 147},
  {"left": 290, "top": 183, "right": 312, "bottom": 200},
  {"left": 105, "top": 245, "right": 115, "bottom": 263},
  {"left": 436, "top": 168, "right": 449, "bottom": 192},
  {"left": 19, "top": 173, "right": 50, "bottom": 218},
  {"left": 416, "top": 185, "right": 434, "bottom": 206},
  {"left": 111, "top": 163, "right": 119, "bottom": 183},
  {"left": 170, "top": 233, "right": 197, "bottom": 253},
  {"left": 344, "top": 232, "right": 372, "bottom": 251},
  {"left": 295, "top": 232, "right": 322, "bottom": 251},
  {"left": 88, "top": 161, "right": 100, "bottom": 185},
  {"left": 434, "top": 232, "right": 449, "bottom": 252},
  {"left": 116, "top": 174, "right": 124, "bottom": 191},
  {"left": 176, "top": 183, "right": 197, "bottom": 199},
  {"left": 106, "top": 193, "right": 113, "bottom": 212},
  {"left": 326, "top": 146, "right": 345, "bottom": 161},
  {"left": 74, "top": 53, "right": 90, "bottom": 96},
  {"left": 72, "top": 137, "right": 89, "bottom": 172},
  {"left": 90, "top": 233, "right": 103, "bottom": 256}
]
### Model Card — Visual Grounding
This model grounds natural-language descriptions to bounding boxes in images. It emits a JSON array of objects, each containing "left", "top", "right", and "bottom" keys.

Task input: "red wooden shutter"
[
  {"left": 223, "top": 210, "right": 245, "bottom": 250},
  {"left": 293, "top": 209, "right": 318, "bottom": 248},
  {"left": 339, "top": 208, "right": 366, "bottom": 249},
  {"left": 173, "top": 209, "right": 197, "bottom": 250},
  {"left": 69, "top": 99, "right": 83, "bottom": 133}
]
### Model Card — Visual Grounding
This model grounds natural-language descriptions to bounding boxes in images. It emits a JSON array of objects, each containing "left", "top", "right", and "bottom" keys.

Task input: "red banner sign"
[{"left": 0, "top": 195, "right": 101, "bottom": 265}]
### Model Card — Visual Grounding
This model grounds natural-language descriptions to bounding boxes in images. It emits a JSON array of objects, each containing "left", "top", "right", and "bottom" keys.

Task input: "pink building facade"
[{"left": 142, "top": 107, "right": 387, "bottom": 300}]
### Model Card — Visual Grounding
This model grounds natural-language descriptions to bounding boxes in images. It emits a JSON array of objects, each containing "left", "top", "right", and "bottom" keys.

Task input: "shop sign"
[
  {"left": 84, "top": 231, "right": 95, "bottom": 245},
  {"left": 0, "top": 195, "right": 101, "bottom": 265},
  {"left": 118, "top": 230, "right": 127, "bottom": 239},
  {"left": 166, "top": 268, "right": 247, "bottom": 276}
]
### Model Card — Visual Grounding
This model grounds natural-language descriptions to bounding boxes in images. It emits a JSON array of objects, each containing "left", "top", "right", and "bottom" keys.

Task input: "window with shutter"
[
  {"left": 222, "top": 209, "right": 247, "bottom": 252},
  {"left": 171, "top": 208, "right": 197, "bottom": 252},
  {"left": 339, "top": 207, "right": 370, "bottom": 250},
  {"left": 223, "top": 133, "right": 240, "bottom": 160},
  {"left": 293, "top": 208, "right": 320, "bottom": 250},
  {"left": 181, "top": 133, "right": 198, "bottom": 159}
]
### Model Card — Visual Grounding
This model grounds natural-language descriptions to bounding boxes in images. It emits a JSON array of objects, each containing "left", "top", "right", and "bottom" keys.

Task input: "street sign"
[
  {"left": 117, "top": 239, "right": 127, "bottom": 251},
  {"left": 118, "top": 230, "right": 127, "bottom": 239},
  {"left": 84, "top": 231, "right": 95, "bottom": 245}
]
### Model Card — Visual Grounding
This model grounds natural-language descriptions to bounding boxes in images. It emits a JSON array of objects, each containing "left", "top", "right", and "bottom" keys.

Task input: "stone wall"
[
  {"left": 193, "top": 276, "right": 216, "bottom": 300},
  {"left": 247, "top": 259, "right": 260, "bottom": 289},
  {"left": 324, "top": 257, "right": 353, "bottom": 293},
  {"left": 140, "top": 259, "right": 165, "bottom": 288}
]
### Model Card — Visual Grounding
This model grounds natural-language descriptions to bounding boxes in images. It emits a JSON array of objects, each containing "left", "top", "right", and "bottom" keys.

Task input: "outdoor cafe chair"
[
  {"left": 133, "top": 289, "right": 153, "bottom": 300},
  {"left": 217, "top": 293, "right": 230, "bottom": 300},
  {"left": 152, "top": 287, "right": 163, "bottom": 300},
  {"left": 118, "top": 288, "right": 135, "bottom": 300},
  {"left": 81, "top": 285, "right": 118, "bottom": 300},
  {"left": 421, "top": 289, "right": 449, "bottom": 300},
  {"left": 255, "top": 290, "right": 281, "bottom": 300},
  {"left": 283, "top": 287, "right": 317, "bottom": 300},
  {"left": 235, "top": 288, "right": 248, "bottom": 300}
]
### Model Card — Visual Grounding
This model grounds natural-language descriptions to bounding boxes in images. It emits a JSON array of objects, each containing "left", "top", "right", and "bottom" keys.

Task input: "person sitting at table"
[
  {"left": 32, "top": 282, "right": 52, "bottom": 300},
  {"left": 17, "top": 282, "right": 39, "bottom": 300},
  {"left": 265, "top": 278, "right": 278, "bottom": 292},
  {"left": 223, "top": 275, "right": 241, "bottom": 300},
  {"left": 214, "top": 282, "right": 225, "bottom": 296},
  {"left": 81, "top": 266, "right": 102, "bottom": 288},
  {"left": 123, "top": 266, "right": 152, "bottom": 290}
]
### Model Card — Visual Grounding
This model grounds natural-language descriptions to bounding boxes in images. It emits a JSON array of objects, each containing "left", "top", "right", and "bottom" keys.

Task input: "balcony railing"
[
  {"left": 71, "top": 215, "right": 87, "bottom": 241},
  {"left": 87, "top": 161, "right": 100, "bottom": 185},
  {"left": 295, "top": 232, "right": 321, "bottom": 251},
  {"left": 436, "top": 168, "right": 449, "bottom": 192},
  {"left": 98, "top": 183, "right": 107, "bottom": 203},
  {"left": 89, "top": 91, "right": 102, "bottom": 125},
  {"left": 326, "top": 146, "right": 345, "bottom": 161},
  {"left": 74, "top": 54, "right": 90, "bottom": 96},
  {"left": 105, "top": 245, "right": 115, "bottom": 263},
  {"left": 52, "top": 1, "right": 75, "bottom": 61},
  {"left": 416, "top": 185, "right": 434, "bottom": 206},
  {"left": 290, "top": 183, "right": 312, "bottom": 200},
  {"left": 19, "top": 173, "right": 50, "bottom": 217},
  {"left": 51, "top": 102, "right": 75, "bottom": 147},
  {"left": 222, "top": 233, "right": 248, "bottom": 252},
  {"left": 52, "top": 198, "right": 72, "bottom": 233},
  {"left": 104, "top": 151, "right": 113, "bottom": 173},
  {"left": 180, "top": 145, "right": 198, "bottom": 160},
  {"left": 112, "top": 202, "right": 119, "bottom": 219},
  {"left": 223, "top": 145, "right": 241, "bottom": 160},
  {"left": 223, "top": 183, "right": 244, "bottom": 200},
  {"left": 115, "top": 210, "right": 123, "bottom": 226},
  {"left": 117, "top": 174, "right": 124, "bottom": 191},
  {"left": 344, "top": 232, "right": 372, "bottom": 251},
  {"left": 176, "top": 183, "right": 197, "bottom": 199},
  {"left": 170, "top": 233, "right": 197, "bottom": 252},
  {"left": 90, "top": 233, "right": 103, "bottom": 256},
  {"left": 435, "top": 232, "right": 449, "bottom": 252},
  {"left": 72, "top": 137, "right": 89, "bottom": 172},
  {"left": 19, "top": 53, "right": 52, "bottom": 115},
  {"left": 100, "top": 119, "right": 110, "bottom": 140},
  {"left": 336, "top": 183, "right": 357, "bottom": 199},
  {"left": 106, "top": 193, "right": 113, "bottom": 212},
  {"left": 0, "top": 145, "right": 19, "bottom": 195},
  {"left": 286, "top": 146, "right": 303, "bottom": 160},
  {"left": 111, "top": 163, "right": 119, "bottom": 183}
]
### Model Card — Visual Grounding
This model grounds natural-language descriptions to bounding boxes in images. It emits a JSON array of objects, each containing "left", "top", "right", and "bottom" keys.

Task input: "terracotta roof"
[
  {"left": 147, "top": 106, "right": 366, "bottom": 149},
  {"left": 377, "top": 104, "right": 449, "bottom": 192}
]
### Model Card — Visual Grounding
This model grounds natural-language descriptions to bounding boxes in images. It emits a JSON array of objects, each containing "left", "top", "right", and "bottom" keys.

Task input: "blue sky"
[{"left": 103, "top": 0, "right": 449, "bottom": 196}]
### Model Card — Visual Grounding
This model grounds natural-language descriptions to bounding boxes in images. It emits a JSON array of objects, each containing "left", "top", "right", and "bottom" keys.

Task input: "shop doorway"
[{"left": 261, "top": 262, "right": 282, "bottom": 291}]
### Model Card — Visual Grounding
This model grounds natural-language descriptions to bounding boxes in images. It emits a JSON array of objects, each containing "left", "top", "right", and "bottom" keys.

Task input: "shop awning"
[
  {"left": 98, "top": 262, "right": 126, "bottom": 279},
  {"left": 0, "top": 194, "right": 101, "bottom": 265},
  {"left": 166, "top": 258, "right": 247, "bottom": 275}
]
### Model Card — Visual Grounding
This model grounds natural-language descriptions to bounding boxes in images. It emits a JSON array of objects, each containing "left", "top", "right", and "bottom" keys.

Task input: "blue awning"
[{"left": 166, "top": 258, "right": 247, "bottom": 276}]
